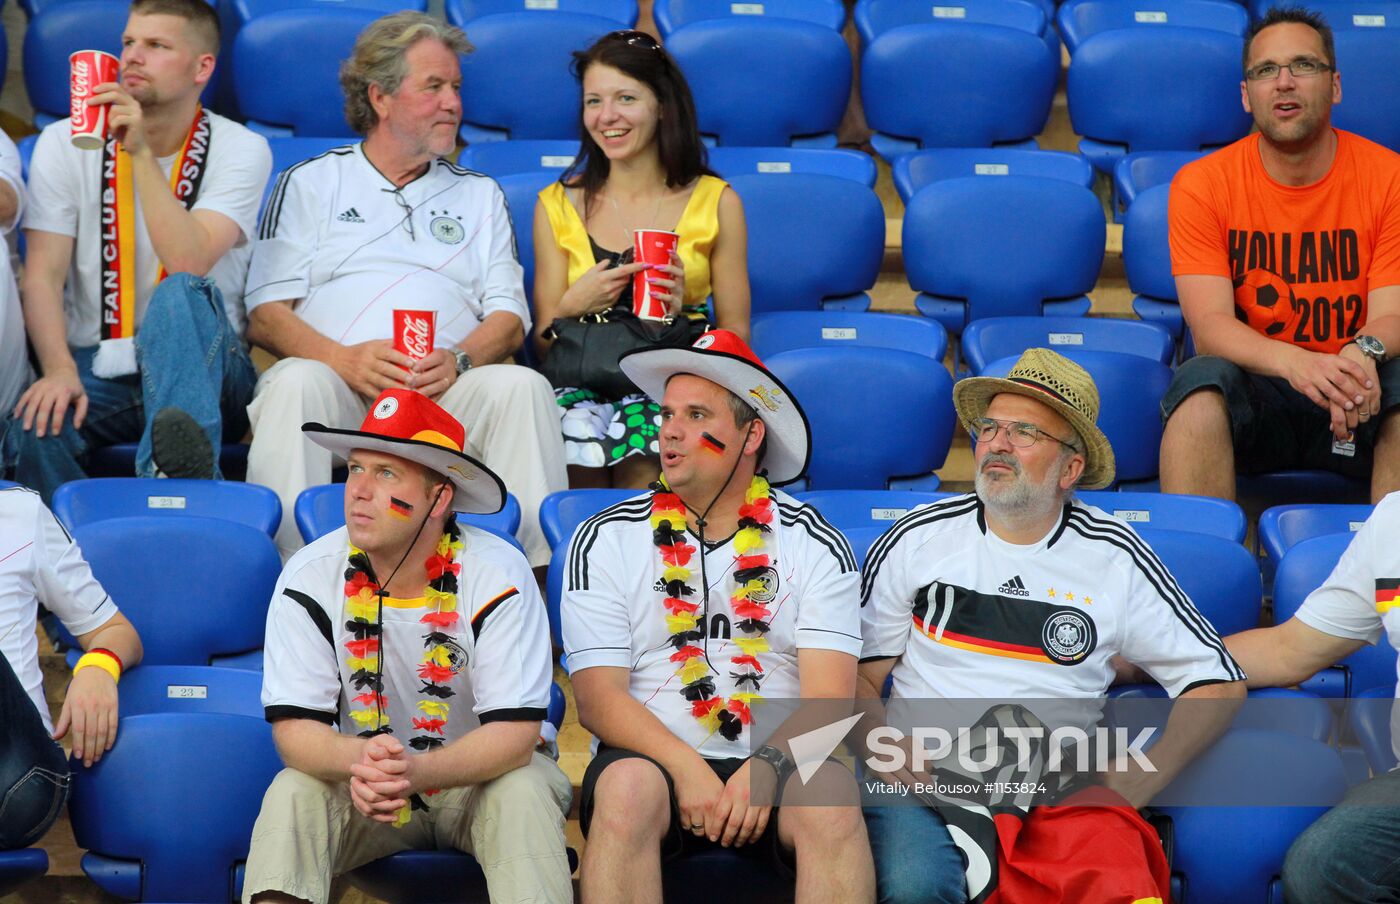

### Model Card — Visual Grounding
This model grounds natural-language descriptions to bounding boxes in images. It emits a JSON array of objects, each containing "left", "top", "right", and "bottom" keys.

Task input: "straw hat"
[
  {"left": 302, "top": 389, "right": 506, "bottom": 514},
  {"left": 952, "top": 348, "right": 1116, "bottom": 490},
  {"left": 619, "top": 329, "right": 811, "bottom": 484}
]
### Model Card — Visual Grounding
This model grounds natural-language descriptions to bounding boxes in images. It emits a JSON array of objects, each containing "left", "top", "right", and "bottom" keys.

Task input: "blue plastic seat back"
[
  {"left": 118, "top": 665, "right": 266, "bottom": 718},
  {"left": 1068, "top": 28, "right": 1251, "bottom": 166},
  {"left": 0, "top": 850, "right": 47, "bottom": 899},
  {"left": 546, "top": 537, "right": 569, "bottom": 646},
  {"left": 766, "top": 347, "right": 955, "bottom": 489},
  {"left": 978, "top": 350, "right": 1171, "bottom": 482},
  {"left": 1076, "top": 490, "right": 1247, "bottom": 543},
  {"left": 496, "top": 169, "right": 561, "bottom": 306},
  {"left": 72, "top": 516, "right": 281, "bottom": 665},
  {"left": 232, "top": 0, "right": 420, "bottom": 27},
  {"left": 538, "top": 488, "right": 638, "bottom": 549},
  {"left": 459, "top": 139, "right": 578, "bottom": 177},
  {"left": 70, "top": 712, "right": 283, "bottom": 903},
  {"left": 667, "top": 18, "right": 851, "bottom": 146},
  {"left": 1257, "top": 502, "right": 1374, "bottom": 567},
  {"left": 460, "top": 13, "right": 617, "bottom": 140},
  {"left": 1347, "top": 684, "right": 1398, "bottom": 773},
  {"left": 446, "top": 0, "right": 637, "bottom": 26},
  {"left": 1113, "top": 149, "right": 1204, "bottom": 212},
  {"left": 893, "top": 148, "right": 1093, "bottom": 204},
  {"left": 1107, "top": 684, "right": 1332, "bottom": 742},
  {"left": 961, "top": 315, "right": 1174, "bottom": 372},
  {"left": 706, "top": 146, "right": 878, "bottom": 186},
  {"left": 1253, "top": 0, "right": 1400, "bottom": 25},
  {"left": 294, "top": 482, "right": 523, "bottom": 545},
  {"left": 856, "top": 0, "right": 1047, "bottom": 45},
  {"left": 1274, "top": 532, "right": 1397, "bottom": 697},
  {"left": 1123, "top": 183, "right": 1175, "bottom": 301},
  {"left": 861, "top": 22, "right": 1057, "bottom": 151},
  {"left": 655, "top": 0, "right": 844, "bottom": 38},
  {"left": 751, "top": 311, "right": 948, "bottom": 361},
  {"left": 52, "top": 477, "right": 282, "bottom": 537},
  {"left": 730, "top": 173, "right": 884, "bottom": 314},
  {"left": 904, "top": 176, "right": 1106, "bottom": 331},
  {"left": 1332, "top": 28, "right": 1400, "bottom": 151},
  {"left": 795, "top": 489, "right": 953, "bottom": 533},
  {"left": 261, "top": 137, "right": 353, "bottom": 217},
  {"left": 1133, "top": 526, "right": 1261, "bottom": 636},
  {"left": 234, "top": 8, "right": 381, "bottom": 136},
  {"left": 1056, "top": 0, "right": 1247, "bottom": 55},
  {"left": 24, "top": 0, "right": 128, "bottom": 122}
]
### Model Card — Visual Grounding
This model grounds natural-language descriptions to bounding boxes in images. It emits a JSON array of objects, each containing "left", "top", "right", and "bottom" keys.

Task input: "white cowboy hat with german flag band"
[
  {"left": 302, "top": 389, "right": 506, "bottom": 514},
  {"left": 619, "top": 329, "right": 811, "bottom": 484}
]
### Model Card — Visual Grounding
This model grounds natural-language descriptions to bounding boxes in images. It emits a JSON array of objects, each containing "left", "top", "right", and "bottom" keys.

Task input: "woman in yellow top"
[{"left": 533, "top": 30, "right": 750, "bottom": 490}]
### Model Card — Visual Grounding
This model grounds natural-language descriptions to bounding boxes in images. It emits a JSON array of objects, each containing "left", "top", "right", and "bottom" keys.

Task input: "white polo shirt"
[
  {"left": 861, "top": 494, "right": 1244, "bottom": 712},
  {"left": 24, "top": 114, "right": 271, "bottom": 346},
  {"left": 261, "top": 524, "right": 553, "bottom": 743},
  {"left": 562, "top": 489, "right": 863, "bottom": 760},
  {"left": 245, "top": 144, "right": 529, "bottom": 347},
  {"left": 0, "top": 487, "right": 118, "bottom": 734}
]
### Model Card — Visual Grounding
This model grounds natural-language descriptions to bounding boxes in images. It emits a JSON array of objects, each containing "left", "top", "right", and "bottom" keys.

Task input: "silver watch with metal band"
[
  {"left": 451, "top": 348, "right": 473, "bottom": 375},
  {"left": 1353, "top": 334, "right": 1386, "bottom": 364}
]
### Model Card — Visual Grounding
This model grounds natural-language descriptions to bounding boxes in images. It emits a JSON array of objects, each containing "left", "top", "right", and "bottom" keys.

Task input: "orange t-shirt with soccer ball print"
[{"left": 1169, "top": 129, "right": 1400, "bottom": 355}]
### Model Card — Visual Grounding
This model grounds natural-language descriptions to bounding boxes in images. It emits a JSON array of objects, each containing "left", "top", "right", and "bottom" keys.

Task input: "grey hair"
[{"left": 340, "top": 12, "right": 471, "bottom": 135}]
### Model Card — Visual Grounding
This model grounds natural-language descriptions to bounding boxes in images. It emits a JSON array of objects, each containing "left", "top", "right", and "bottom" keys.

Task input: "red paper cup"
[
  {"left": 393, "top": 309, "right": 436, "bottom": 368},
  {"left": 70, "top": 50, "right": 119, "bottom": 150},
  {"left": 632, "top": 229, "right": 679, "bottom": 322}
]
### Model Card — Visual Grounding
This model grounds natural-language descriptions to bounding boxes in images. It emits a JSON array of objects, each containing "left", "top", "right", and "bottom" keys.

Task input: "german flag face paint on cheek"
[
  {"left": 699, "top": 432, "right": 727, "bottom": 456},
  {"left": 389, "top": 497, "right": 414, "bottom": 521}
]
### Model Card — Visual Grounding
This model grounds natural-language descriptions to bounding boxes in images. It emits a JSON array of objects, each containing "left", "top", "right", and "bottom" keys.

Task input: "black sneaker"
[{"left": 151, "top": 407, "right": 214, "bottom": 479}]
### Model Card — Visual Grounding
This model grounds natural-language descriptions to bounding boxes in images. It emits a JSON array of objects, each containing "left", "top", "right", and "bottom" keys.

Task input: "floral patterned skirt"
[{"left": 554, "top": 387, "right": 661, "bottom": 468}]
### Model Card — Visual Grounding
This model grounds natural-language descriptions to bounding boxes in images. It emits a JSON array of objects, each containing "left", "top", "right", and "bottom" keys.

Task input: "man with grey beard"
[{"left": 853, "top": 348, "right": 1245, "bottom": 904}]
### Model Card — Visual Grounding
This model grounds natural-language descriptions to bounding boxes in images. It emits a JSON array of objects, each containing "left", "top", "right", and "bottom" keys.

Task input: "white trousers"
[{"left": 245, "top": 358, "right": 566, "bottom": 565}]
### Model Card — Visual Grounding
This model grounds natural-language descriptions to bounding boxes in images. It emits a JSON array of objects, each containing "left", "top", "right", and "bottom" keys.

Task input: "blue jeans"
[
  {"left": 0, "top": 649, "right": 69, "bottom": 850},
  {"left": 1283, "top": 767, "right": 1400, "bottom": 903},
  {"left": 1, "top": 274, "right": 255, "bottom": 501},
  {"left": 863, "top": 803, "right": 968, "bottom": 904}
]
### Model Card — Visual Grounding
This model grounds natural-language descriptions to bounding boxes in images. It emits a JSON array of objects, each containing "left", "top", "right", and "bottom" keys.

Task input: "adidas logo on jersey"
[
  {"left": 998, "top": 575, "right": 1030, "bottom": 597},
  {"left": 337, "top": 207, "right": 365, "bottom": 223}
]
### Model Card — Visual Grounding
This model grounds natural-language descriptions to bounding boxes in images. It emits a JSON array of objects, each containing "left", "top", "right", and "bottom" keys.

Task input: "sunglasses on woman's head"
[{"left": 606, "top": 29, "right": 661, "bottom": 51}]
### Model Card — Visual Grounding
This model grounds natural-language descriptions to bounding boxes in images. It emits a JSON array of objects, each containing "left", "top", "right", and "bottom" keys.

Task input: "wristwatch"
[
  {"left": 1352, "top": 334, "right": 1387, "bottom": 365},
  {"left": 450, "top": 348, "right": 473, "bottom": 376},
  {"left": 751, "top": 744, "right": 796, "bottom": 784}
]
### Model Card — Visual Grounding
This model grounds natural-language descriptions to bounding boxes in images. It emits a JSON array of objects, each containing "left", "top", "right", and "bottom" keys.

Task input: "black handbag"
[{"left": 541, "top": 306, "right": 696, "bottom": 399}]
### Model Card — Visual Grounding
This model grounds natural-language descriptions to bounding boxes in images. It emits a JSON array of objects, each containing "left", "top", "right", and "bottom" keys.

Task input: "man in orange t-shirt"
[{"left": 1161, "top": 7, "right": 1400, "bottom": 503}]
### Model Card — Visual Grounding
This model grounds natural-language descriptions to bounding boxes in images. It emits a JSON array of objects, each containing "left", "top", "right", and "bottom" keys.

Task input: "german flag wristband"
[{"left": 74, "top": 650, "right": 122, "bottom": 684}]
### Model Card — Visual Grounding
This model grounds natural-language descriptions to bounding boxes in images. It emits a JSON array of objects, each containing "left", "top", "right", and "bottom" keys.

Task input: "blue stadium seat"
[
  {"left": 69, "top": 711, "right": 282, "bottom": 902},
  {"left": 496, "top": 169, "right": 560, "bottom": 309},
  {"left": 52, "top": 477, "right": 281, "bottom": 537},
  {"left": 1252, "top": 0, "right": 1400, "bottom": 24},
  {"left": 978, "top": 350, "right": 1171, "bottom": 483},
  {"left": 903, "top": 177, "right": 1105, "bottom": 336},
  {"left": 1135, "top": 526, "right": 1261, "bottom": 635},
  {"left": 729, "top": 173, "right": 884, "bottom": 314},
  {"left": 545, "top": 537, "right": 570, "bottom": 646},
  {"left": 235, "top": 8, "right": 380, "bottom": 137},
  {"left": 856, "top": 0, "right": 1049, "bottom": 45},
  {"left": 1112, "top": 150, "right": 1204, "bottom": 216},
  {"left": 24, "top": 1, "right": 127, "bottom": 126},
  {"left": 892, "top": 148, "right": 1094, "bottom": 204},
  {"left": 1122, "top": 184, "right": 1184, "bottom": 339},
  {"left": 459, "top": 140, "right": 578, "bottom": 177},
  {"left": 1077, "top": 490, "right": 1247, "bottom": 543},
  {"left": 459, "top": 13, "right": 617, "bottom": 144},
  {"left": 0, "top": 850, "right": 47, "bottom": 898},
  {"left": 261, "top": 137, "right": 351, "bottom": 216},
  {"left": 654, "top": 0, "right": 844, "bottom": 38},
  {"left": 1107, "top": 684, "right": 1332, "bottom": 743},
  {"left": 118, "top": 665, "right": 265, "bottom": 718},
  {"left": 293, "top": 483, "right": 524, "bottom": 546},
  {"left": 538, "top": 488, "right": 637, "bottom": 549},
  {"left": 1347, "top": 683, "right": 1397, "bottom": 773},
  {"left": 446, "top": 0, "right": 637, "bottom": 26},
  {"left": 83, "top": 442, "right": 250, "bottom": 481},
  {"left": 232, "top": 0, "right": 418, "bottom": 26},
  {"left": 1156, "top": 729, "right": 1346, "bottom": 904},
  {"left": 1068, "top": 27, "right": 1251, "bottom": 173},
  {"left": 1057, "top": 0, "right": 1247, "bottom": 55},
  {"left": 62, "top": 516, "right": 280, "bottom": 667},
  {"left": 1274, "top": 532, "right": 1395, "bottom": 698},
  {"left": 1332, "top": 27, "right": 1400, "bottom": 151},
  {"left": 751, "top": 311, "right": 948, "bottom": 361},
  {"left": 667, "top": 18, "right": 851, "bottom": 147},
  {"left": 1258, "top": 503, "right": 1373, "bottom": 567},
  {"left": 707, "top": 147, "right": 878, "bottom": 186},
  {"left": 861, "top": 22, "right": 1057, "bottom": 158},
  {"left": 795, "top": 489, "right": 953, "bottom": 533},
  {"left": 961, "top": 315, "right": 1174, "bottom": 373},
  {"left": 766, "top": 347, "right": 955, "bottom": 489}
]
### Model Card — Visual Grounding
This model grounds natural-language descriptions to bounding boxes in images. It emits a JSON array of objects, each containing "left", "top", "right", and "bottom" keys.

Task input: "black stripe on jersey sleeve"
[
  {"left": 1064, "top": 511, "right": 1245, "bottom": 682},
  {"left": 776, "top": 500, "right": 858, "bottom": 573},
  {"left": 480, "top": 706, "right": 548, "bottom": 724},
  {"left": 470, "top": 587, "right": 519, "bottom": 640},
  {"left": 265, "top": 704, "right": 336, "bottom": 725},
  {"left": 260, "top": 146, "right": 354, "bottom": 240},
  {"left": 859, "top": 494, "right": 981, "bottom": 605},
  {"left": 283, "top": 588, "right": 335, "bottom": 647},
  {"left": 566, "top": 497, "right": 652, "bottom": 592}
]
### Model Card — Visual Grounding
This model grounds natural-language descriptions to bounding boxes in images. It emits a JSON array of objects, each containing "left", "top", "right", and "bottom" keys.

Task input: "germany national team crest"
[
  {"left": 430, "top": 210, "right": 465, "bottom": 244},
  {"left": 747, "top": 567, "right": 779, "bottom": 603},
  {"left": 1041, "top": 609, "right": 1096, "bottom": 665}
]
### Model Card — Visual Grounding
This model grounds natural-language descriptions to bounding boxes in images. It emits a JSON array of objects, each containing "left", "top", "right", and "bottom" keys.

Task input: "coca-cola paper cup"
[
  {"left": 393, "top": 309, "right": 436, "bottom": 368},
  {"left": 70, "top": 50, "right": 119, "bottom": 150},
  {"left": 632, "top": 229, "right": 679, "bottom": 322}
]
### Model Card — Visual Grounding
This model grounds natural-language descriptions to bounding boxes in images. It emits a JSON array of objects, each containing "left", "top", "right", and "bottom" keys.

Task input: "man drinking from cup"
[{"left": 3, "top": 0, "right": 271, "bottom": 494}]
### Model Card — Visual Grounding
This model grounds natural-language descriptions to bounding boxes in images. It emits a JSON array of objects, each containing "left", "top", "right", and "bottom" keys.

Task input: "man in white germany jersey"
[
  {"left": 563, "top": 329, "right": 875, "bottom": 903},
  {"left": 856, "top": 348, "right": 1247, "bottom": 904},
  {"left": 242, "top": 11, "right": 565, "bottom": 564}
]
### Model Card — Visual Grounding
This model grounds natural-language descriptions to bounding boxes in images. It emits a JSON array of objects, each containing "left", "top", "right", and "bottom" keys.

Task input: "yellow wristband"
[{"left": 74, "top": 651, "right": 121, "bottom": 684}]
